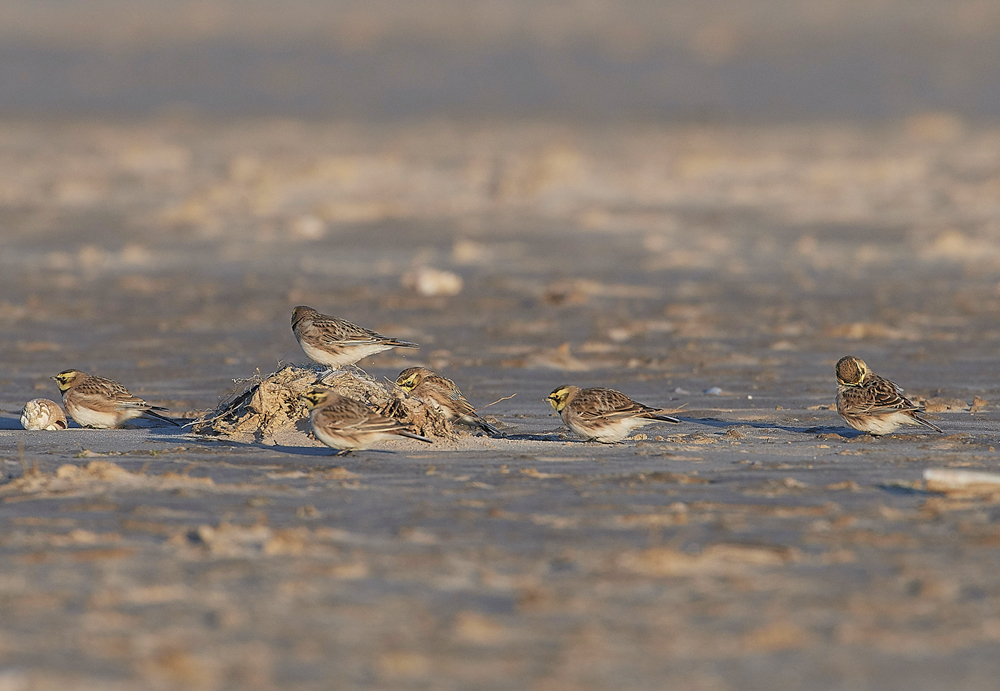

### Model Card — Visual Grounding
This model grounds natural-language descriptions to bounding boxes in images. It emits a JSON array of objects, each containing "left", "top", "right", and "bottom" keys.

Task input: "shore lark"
[
  {"left": 301, "top": 388, "right": 433, "bottom": 454},
  {"left": 396, "top": 367, "right": 501, "bottom": 437},
  {"left": 52, "top": 370, "right": 181, "bottom": 429},
  {"left": 835, "top": 355, "right": 942, "bottom": 435},
  {"left": 20, "top": 398, "right": 68, "bottom": 430},
  {"left": 291, "top": 306, "right": 418, "bottom": 370},
  {"left": 546, "top": 385, "right": 680, "bottom": 443}
]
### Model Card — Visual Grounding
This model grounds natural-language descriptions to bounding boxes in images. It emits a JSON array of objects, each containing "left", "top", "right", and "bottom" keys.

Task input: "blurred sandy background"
[{"left": 1, "top": 0, "right": 999, "bottom": 120}]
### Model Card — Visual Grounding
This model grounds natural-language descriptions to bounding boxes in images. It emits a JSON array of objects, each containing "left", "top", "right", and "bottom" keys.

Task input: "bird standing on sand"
[
  {"left": 395, "top": 367, "right": 501, "bottom": 437},
  {"left": 835, "top": 355, "right": 942, "bottom": 435},
  {"left": 546, "top": 385, "right": 680, "bottom": 443},
  {"left": 301, "top": 387, "right": 433, "bottom": 454},
  {"left": 52, "top": 370, "right": 180, "bottom": 428},
  {"left": 291, "top": 306, "right": 418, "bottom": 370}
]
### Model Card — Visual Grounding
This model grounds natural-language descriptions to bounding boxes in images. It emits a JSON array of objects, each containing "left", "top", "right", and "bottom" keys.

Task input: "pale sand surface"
[{"left": 1, "top": 119, "right": 1000, "bottom": 688}]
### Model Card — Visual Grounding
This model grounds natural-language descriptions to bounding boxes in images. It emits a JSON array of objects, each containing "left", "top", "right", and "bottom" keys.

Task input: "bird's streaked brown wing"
[
  {"left": 577, "top": 388, "right": 678, "bottom": 423},
  {"left": 860, "top": 375, "right": 921, "bottom": 414}
]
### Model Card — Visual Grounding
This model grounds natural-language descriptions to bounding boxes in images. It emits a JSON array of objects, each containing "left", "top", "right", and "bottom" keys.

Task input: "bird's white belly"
[
  {"left": 567, "top": 415, "right": 653, "bottom": 443},
  {"left": 299, "top": 339, "right": 389, "bottom": 367},
  {"left": 850, "top": 412, "right": 914, "bottom": 435},
  {"left": 66, "top": 402, "right": 127, "bottom": 429},
  {"left": 311, "top": 422, "right": 397, "bottom": 451},
  {"left": 312, "top": 424, "right": 353, "bottom": 450}
]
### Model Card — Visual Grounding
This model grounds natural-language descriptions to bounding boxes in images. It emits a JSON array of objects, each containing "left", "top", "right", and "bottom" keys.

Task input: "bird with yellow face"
[
  {"left": 546, "top": 385, "right": 680, "bottom": 443},
  {"left": 395, "top": 367, "right": 501, "bottom": 437},
  {"left": 835, "top": 355, "right": 942, "bottom": 435},
  {"left": 52, "top": 369, "right": 180, "bottom": 429}
]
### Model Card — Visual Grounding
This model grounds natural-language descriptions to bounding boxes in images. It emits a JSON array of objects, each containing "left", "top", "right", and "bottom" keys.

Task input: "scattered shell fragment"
[
  {"left": 401, "top": 266, "right": 463, "bottom": 296},
  {"left": 924, "top": 468, "right": 1000, "bottom": 495},
  {"left": 290, "top": 214, "right": 327, "bottom": 240},
  {"left": 20, "top": 398, "right": 68, "bottom": 430}
]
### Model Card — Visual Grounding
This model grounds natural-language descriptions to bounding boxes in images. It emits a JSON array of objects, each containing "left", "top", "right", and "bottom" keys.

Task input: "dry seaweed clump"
[{"left": 191, "top": 365, "right": 453, "bottom": 441}]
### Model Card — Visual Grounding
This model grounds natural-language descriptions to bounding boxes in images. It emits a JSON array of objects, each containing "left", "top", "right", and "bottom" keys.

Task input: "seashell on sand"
[{"left": 20, "top": 398, "right": 68, "bottom": 430}]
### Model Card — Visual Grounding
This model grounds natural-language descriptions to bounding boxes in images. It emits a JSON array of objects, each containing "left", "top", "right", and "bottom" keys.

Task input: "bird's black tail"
[
  {"left": 142, "top": 409, "right": 182, "bottom": 427},
  {"left": 398, "top": 430, "right": 434, "bottom": 443},
  {"left": 914, "top": 412, "right": 943, "bottom": 433}
]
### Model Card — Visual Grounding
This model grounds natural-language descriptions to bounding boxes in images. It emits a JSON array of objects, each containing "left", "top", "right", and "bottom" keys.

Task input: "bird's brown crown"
[
  {"left": 291, "top": 306, "right": 317, "bottom": 328},
  {"left": 835, "top": 356, "right": 868, "bottom": 386}
]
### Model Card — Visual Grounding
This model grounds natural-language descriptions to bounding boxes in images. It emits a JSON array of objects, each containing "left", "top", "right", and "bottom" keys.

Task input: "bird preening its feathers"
[{"left": 835, "top": 355, "right": 942, "bottom": 435}]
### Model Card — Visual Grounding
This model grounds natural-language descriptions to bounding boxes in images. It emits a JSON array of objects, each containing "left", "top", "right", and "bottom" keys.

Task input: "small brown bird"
[
  {"left": 301, "top": 387, "right": 433, "bottom": 454},
  {"left": 20, "top": 398, "right": 68, "bottom": 430},
  {"left": 835, "top": 355, "right": 942, "bottom": 435},
  {"left": 546, "top": 385, "right": 680, "bottom": 443},
  {"left": 291, "top": 306, "right": 418, "bottom": 370},
  {"left": 395, "top": 367, "right": 501, "bottom": 436},
  {"left": 52, "top": 370, "right": 180, "bottom": 429}
]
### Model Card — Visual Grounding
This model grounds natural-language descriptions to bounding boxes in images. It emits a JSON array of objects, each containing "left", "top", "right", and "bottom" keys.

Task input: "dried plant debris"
[
  {"left": 191, "top": 365, "right": 453, "bottom": 441},
  {"left": 382, "top": 385, "right": 454, "bottom": 440},
  {"left": 920, "top": 397, "right": 969, "bottom": 413}
]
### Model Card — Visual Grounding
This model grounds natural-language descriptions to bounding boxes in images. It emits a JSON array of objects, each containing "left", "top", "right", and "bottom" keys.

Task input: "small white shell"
[
  {"left": 20, "top": 398, "right": 68, "bottom": 431},
  {"left": 401, "top": 267, "right": 463, "bottom": 297}
]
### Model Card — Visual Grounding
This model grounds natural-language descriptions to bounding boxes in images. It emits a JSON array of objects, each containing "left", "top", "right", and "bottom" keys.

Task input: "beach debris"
[
  {"left": 503, "top": 342, "right": 593, "bottom": 371},
  {"left": 401, "top": 266, "right": 463, "bottom": 296},
  {"left": 190, "top": 365, "right": 452, "bottom": 441},
  {"left": 544, "top": 278, "right": 661, "bottom": 305},
  {"left": 921, "top": 397, "right": 969, "bottom": 413},
  {"left": 924, "top": 468, "right": 1000, "bottom": 496},
  {"left": 619, "top": 543, "right": 799, "bottom": 576},
  {"left": 289, "top": 214, "right": 327, "bottom": 240},
  {"left": 20, "top": 398, "right": 68, "bottom": 430},
  {"left": 704, "top": 386, "right": 723, "bottom": 395}
]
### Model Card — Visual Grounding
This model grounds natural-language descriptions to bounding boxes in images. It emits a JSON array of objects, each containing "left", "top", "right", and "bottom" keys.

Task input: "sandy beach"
[
  {"left": 2, "top": 0, "right": 1000, "bottom": 686},
  {"left": 0, "top": 117, "right": 999, "bottom": 689}
]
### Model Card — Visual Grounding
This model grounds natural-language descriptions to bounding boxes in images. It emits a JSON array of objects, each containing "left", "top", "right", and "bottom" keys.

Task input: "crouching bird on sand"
[
  {"left": 547, "top": 385, "right": 680, "bottom": 443},
  {"left": 52, "top": 369, "right": 180, "bottom": 428},
  {"left": 301, "top": 387, "right": 432, "bottom": 455},
  {"left": 835, "top": 355, "right": 942, "bottom": 435},
  {"left": 395, "top": 367, "right": 501, "bottom": 437}
]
